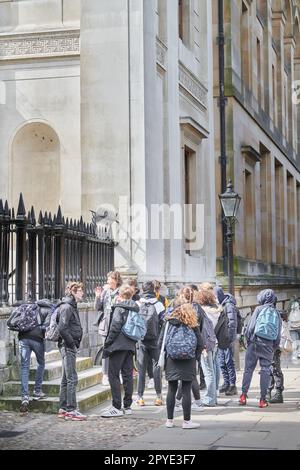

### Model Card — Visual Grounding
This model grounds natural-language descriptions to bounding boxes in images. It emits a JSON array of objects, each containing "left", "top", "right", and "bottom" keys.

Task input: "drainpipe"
[{"left": 218, "top": 0, "right": 228, "bottom": 275}]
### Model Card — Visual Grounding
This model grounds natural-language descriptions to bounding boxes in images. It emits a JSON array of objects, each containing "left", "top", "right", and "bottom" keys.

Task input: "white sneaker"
[
  {"left": 101, "top": 406, "right": 124, "bottom": 418},
  {"left": 175, "top": 403, "right": 183, "bottom": 412},
  {"left": 123, "top": 408, "right": 132, "bottom": 415},
  {"left": 102, "top": 375, "right": 109, "bottom": 386},
  {"left": 191, "top": 402, "right": 205, "bottom": 411},
  {"left": 182, "top": 420, "right": 200, "bottom": 429},
  {"left": 165, "top": 419, "right": 174, "bottom": 428},
  {"left": 147, "top": 378, "right": 154, "bottom": 389}
]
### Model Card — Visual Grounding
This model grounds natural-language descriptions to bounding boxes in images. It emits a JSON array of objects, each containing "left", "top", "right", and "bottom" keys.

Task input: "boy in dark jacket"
[
  {"left": 18, "top": 300, "right": 53, "bottom": 413},
  {"left": 239, "top": 289, "right": 282, "bottom": 408},
  {"left": 214, "top": 287, "right": 238, "bottom": 396},
  {"left": 57, "top": 282, "right": 86, "bottom": 421},
  {"left": 101, "top": 285, "right": 139, "bottom": 417}
]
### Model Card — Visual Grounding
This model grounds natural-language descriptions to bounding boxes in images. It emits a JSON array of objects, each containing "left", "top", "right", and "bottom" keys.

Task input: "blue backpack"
[
  {"left": 254, "top": 305, "right": 280, "bottom": 341},
  {"left": 166, "top": 323, "right": 197, "bottom": 360},
  {"left": 121, "top": 310, "right": 147, "bottom": 342}
]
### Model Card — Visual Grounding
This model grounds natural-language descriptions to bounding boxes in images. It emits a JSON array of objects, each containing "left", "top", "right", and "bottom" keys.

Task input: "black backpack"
[
  {"left": 214, "top": 311, "right": 231, "bottom": 349},
  {"left": 139, "top": 302, "right": 159, "bottom": 341},
  {"left": 236, "top": 309, "right": 244, "bottom": 335}
]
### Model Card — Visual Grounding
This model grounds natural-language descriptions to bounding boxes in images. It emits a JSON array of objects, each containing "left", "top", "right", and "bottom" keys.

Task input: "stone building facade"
[
  {"left": 0, "top": 0, "right": 216, "bottom": 286},
  {"left": 213, "top": 0, "right": 300, "bottom": 311}
]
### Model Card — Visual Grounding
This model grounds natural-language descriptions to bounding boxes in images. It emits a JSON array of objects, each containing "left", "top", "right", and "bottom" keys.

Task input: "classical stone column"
[{"left": 80, "top": 0, "right": 137, "bottom": 275}]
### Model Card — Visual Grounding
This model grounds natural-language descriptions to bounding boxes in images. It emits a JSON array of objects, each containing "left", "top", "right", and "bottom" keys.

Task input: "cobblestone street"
[{"left": 0, "top": 387, "right": 165, "bottom": 450}]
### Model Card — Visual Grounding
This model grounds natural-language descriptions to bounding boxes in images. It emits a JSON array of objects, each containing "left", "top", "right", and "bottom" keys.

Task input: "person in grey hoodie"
[
  {"left": 239, "top": 289, "right": 282, "bottom": 408},
  {"left": 214, "top": 287, "right": 238, "bottom": 396},
  {"left": 101, "top": 285, "right": 139, "bottom": 417}
]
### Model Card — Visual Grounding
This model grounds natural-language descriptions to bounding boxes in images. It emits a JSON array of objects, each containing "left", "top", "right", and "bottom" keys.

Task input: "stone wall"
[{"left": 0, "top": 303, "right": 102, "bottom": 393}]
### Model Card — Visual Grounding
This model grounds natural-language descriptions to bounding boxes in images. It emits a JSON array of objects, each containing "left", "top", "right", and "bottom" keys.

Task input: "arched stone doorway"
[{"left": 10, "top": 121, "right": 60, "bottom": 213}]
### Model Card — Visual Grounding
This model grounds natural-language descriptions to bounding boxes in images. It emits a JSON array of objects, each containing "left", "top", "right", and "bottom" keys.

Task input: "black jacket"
[
  {"left": 18, "top": 300, "right": 53, "bottom": 343},
  {"left": 57, "top": 296, "right": 83, "bottom": 349},
  {"left": 102, "top": 300, "right": 139, "bottom": 357},
  {"left": 158, "top": 318, "right": 203, "bottom": 382}
]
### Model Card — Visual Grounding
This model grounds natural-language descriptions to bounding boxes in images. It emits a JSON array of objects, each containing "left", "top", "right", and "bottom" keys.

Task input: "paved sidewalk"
[{"left": 120, "top": 367, "right": 300, "bottom": 451}]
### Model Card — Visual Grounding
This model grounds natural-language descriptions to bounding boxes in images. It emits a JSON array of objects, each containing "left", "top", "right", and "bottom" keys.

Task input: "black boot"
[
  {"left": 225, "top": 385, "right": 238, "bottom": 396},
  {"left": 219, "top": 383, "right": 229, "bottom": 393},
  {"left": 269, "top": 390, "right": 283, "bottom": 404}
]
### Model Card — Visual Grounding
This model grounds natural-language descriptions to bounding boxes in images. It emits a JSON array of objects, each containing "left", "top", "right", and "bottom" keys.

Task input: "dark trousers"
[
  {"left": 242, "top": 342, "right": 272, "bottom": 400},
  {"left": 59, "top": 346, "right": 78, "bottom": 412},
  {"left": 147, "top": 359, "right": 154, "bottom": 379},
  {"left": 137, "top": 344, "right": 161, "bottom": 397},
  {"left": 268, "top": 349, "right": 284, "bottom": 392},
  {"left": 108, "top": 350, "right": 134, "bottom": 410},
  {"left": 176, "top": 378, "right": 200, "bottom": 401},
  {"left": 218, "top": 344, "right": 236, "bottom": 386},
  {"left": 167, "top": 380, "right": 192, "bottom": 421}
]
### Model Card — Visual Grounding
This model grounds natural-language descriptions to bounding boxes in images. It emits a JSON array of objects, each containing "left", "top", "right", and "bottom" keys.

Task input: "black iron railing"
[{"left": 0, "top": 194, "right": 115, "bottom": 305}]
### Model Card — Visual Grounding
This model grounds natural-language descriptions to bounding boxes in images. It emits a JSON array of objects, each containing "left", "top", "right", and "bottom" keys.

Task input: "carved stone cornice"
[
  {"left": 0, "top": 29, "right": 80, "bottom": 60},
  {"left": 179, "top": 62, "right": 208, "bottom": 109},
  {"left": 156, "top": 37, "right": 167, "bottom": 70}
]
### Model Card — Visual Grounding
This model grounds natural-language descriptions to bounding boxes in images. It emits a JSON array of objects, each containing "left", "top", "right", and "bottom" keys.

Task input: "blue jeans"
[
  {"left": 218, "top": 344, "right": 236, "bottom": 386},
  {"left": 19, "top": 339, "right": 45, "bottom": 399},
  {"left": 201, "top": 347, "right": 219, "bottom": 406},
  {"left": 59, "top": 346, "right": 78, "bottom": 412}
]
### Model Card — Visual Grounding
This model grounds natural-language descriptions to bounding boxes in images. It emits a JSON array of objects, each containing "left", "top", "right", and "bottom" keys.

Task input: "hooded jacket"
[
  {"left": 214, "top": 287, "right": 238, "bottom": 344},
  {"left": 103, "top": 300, "right": 139, "bottom": 357},
  {"left": 245, "top": 289, "right": 282, "bottom": 351},
  {"left": 57, "top": 295, "right": 83, "bottom": 349}
]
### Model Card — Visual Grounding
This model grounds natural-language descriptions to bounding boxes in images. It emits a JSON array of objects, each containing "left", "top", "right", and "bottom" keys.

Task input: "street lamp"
[{"left": 219, "top": 180, "right": 241, "bottom": 295}]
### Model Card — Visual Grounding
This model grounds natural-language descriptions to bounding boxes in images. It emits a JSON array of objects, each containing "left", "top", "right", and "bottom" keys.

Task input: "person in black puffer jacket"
[
  {"left": 57, "top": 282, "right": 86, "bottom": 421},
  {"left": 18, "top": 299, "right": 53, "bottom": 412},
  {"left": 101, "top": 285, "right": 139, "bottom": 417},
  {"left": 158, "top": 303, "right": 203, "bottom": 429}
]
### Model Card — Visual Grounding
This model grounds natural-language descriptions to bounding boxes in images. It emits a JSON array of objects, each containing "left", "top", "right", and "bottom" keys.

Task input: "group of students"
[
  {"left": 16, "top": 271, "right": 296, "bottom": 425},
  {"left": 94, "top": 273, "right": 241, "bottom": 428}
]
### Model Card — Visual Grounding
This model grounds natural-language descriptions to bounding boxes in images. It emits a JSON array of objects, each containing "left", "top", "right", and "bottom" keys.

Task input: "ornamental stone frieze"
[
  {"left": 0, "top": 30, "right": 80, "bottom": 60},
  {"left": 179, "top": 63, "right": 208, "bottom": 109}
]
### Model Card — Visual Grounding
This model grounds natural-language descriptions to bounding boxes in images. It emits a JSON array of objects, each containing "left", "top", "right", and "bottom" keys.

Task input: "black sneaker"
[
  {"left": 20, "top": 398, "right": 29, "bottom": 413},
  {"left": 219, "top": 384, "right": 229, "bottom": 393},
  {"left": 225, "top": 385, "right": 238, "bottom": 396}
]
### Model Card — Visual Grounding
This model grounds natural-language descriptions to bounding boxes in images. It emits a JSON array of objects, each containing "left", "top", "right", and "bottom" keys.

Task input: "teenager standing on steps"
[{"left": 57, "top": 282, "right": 87, "bottom": 421}]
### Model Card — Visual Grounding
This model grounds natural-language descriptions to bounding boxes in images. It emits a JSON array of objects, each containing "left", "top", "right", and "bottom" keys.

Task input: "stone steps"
[
  {"left": 2, "top": 367, "right": 103, "bottom": 397},
  {"left": 0, "top": 350, "right": 114, "bottom": 413},
  {"left": 10, "top": 357, "right": 93, "bottom": 381},
  {"left": 0, "top": 383, "right": 112, "bottom": 414},
  {"left": 30, "top": 349, "right": 61, "bottom": 366}
]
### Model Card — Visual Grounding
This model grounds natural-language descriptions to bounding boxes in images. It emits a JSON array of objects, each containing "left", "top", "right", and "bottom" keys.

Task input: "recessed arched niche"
[{"left": 10, "top": 121, "right": 60, "bottom": 214}]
